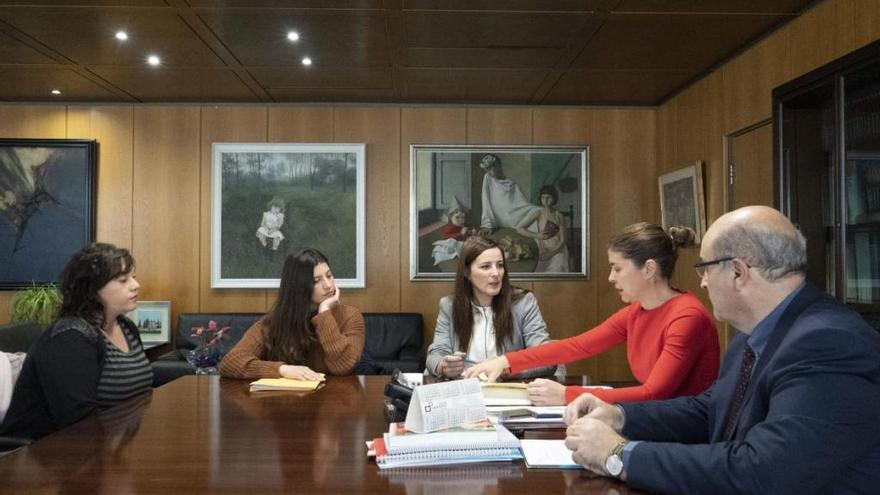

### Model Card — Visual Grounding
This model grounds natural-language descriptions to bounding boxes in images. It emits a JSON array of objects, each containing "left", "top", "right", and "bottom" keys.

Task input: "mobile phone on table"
[{"left": 499, "top": 408, "right": 535, "bottom": 420}]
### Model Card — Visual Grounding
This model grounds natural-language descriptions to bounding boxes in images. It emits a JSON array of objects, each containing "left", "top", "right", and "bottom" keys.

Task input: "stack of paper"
[
  {"left": 369, "top": 419, "right": 522, "bottom": 469},
  {"left": 480, "top": 382, "right": 530, "bottom": 406},
  {"left": 248, "top": 377, "right": 324, "bottom": 392},
  {"left": 519, "top": 440, "right": 580, "bottom": 469}
]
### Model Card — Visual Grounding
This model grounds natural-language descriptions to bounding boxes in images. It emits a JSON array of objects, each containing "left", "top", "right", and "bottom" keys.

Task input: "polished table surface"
[{"left": 0, "top": 375, "right": 644, "bottom": 494}]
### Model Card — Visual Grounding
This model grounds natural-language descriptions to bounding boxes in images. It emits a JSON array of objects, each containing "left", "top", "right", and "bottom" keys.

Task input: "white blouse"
[{"left": 467, "top": 304, "right": 498, "bottom": 363}]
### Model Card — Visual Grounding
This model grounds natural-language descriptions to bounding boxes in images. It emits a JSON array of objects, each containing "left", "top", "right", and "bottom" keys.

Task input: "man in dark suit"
[{"left": 563, "top": 205, "right": 880, "bottom": 494}]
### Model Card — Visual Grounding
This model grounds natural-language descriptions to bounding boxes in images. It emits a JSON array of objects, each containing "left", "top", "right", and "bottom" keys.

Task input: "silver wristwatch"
[{"left": 605, "top": 440, "right": 627, "bottom": 477}]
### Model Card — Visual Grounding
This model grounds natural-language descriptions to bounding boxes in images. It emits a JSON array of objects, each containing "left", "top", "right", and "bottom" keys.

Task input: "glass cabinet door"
[
  {"left": 776, "top": 39, "right": 880, "bottom": 334},
  {"left": 778, "top": 82, "right": 836, "bottom": 295},
  {"left": 843, "top": 61, "right": 880, "bottom": 330}
]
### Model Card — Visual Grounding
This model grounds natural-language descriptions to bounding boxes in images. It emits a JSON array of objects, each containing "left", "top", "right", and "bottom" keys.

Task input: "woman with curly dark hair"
[{"left": 0, "top": 243, "right": 153, "bottom": 440}]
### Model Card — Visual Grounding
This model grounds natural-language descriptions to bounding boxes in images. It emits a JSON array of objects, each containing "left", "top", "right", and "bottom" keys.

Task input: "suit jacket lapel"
[{"left": 721, "top": 284, "right": 824, "bottom": 440}]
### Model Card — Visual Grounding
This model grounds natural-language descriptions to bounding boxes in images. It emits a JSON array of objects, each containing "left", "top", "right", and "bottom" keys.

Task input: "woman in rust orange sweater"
[
  {"left": 464, "top": 223, "right": 720, "bottom": 406},
  {"left": 219, "top": 248, "right": 365, "bottom": 380}
]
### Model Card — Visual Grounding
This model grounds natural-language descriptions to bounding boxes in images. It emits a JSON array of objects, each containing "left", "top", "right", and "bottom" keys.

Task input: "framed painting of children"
[
  {"left": 409, "top": 145, "right": 589, "bottom": 281},
  {"left": 211, "top": 143, "right": 366, "bottom": 288}
]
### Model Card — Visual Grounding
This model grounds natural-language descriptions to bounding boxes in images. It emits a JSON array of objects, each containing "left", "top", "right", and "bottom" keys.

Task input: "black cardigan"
[{"left": 0, "top": 316, "right": 146, "bottom": 440}]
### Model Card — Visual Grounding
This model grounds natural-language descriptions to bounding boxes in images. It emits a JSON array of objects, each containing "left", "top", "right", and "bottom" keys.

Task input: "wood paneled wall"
[
  {"left": 656, "top": 0, "right": 880, "bottom": 347},
  {"left": 2, "top": 0, "right": 877, "bottom": 382},
  {"left": 0, "top": 103, "right": 655, "bottom": 380}
]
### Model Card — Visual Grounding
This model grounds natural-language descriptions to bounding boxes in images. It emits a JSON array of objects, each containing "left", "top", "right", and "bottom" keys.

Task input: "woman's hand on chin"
[{"left": 318, "top": 287, "right": 341, "bottom": 313}]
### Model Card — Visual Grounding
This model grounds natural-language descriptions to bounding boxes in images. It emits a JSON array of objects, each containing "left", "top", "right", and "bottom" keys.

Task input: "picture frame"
[
  {"left": 127, "top": 301, "right": 171, "bottom": 347},
  {"left": 0, "top": 138, "right": 97, "bottom": 289},
  {"left": 410, "top": 145, "right": 589, "bottom": 280},
  {"left": 211, "top": 143, "right": 366, "bottom": 288},
  {"left": 658, "top": 161, "right": 707, "bottom": 243}
]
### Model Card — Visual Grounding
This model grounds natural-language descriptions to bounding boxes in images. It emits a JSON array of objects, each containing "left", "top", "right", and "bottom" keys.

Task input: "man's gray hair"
[{"left": 711, "top": 221, "right": 807, "bottom": 281}]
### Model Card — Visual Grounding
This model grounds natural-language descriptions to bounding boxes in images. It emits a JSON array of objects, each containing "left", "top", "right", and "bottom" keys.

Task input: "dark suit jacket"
[{"left": 620, "top": 284, "right": 880, "bottom": 495}]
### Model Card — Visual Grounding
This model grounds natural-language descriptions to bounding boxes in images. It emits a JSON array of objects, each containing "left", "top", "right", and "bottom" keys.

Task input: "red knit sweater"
[{"left": 506, "top": 292, "right": 720, "bottom": 403}]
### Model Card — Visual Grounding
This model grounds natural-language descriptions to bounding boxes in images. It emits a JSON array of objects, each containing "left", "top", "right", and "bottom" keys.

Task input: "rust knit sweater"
[{"left": 218, "top": 304, "right": 365, "bottom": 379}]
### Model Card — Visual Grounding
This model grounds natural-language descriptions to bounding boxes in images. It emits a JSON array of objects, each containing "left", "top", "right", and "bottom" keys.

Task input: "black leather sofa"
[{"left": 152, "top": 312, "right": 424, "bottom": 386}]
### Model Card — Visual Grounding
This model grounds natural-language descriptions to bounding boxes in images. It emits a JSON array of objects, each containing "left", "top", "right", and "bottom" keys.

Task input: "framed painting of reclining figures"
[
  {"left": 410, "top": 145, "right": 589, "bottom": 281},
  {"left": 211, "top": 142, "right": 366, "bottom": 289}
]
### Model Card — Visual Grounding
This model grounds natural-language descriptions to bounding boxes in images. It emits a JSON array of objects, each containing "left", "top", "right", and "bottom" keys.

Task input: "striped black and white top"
[{"left": 95, "top": 321, "right": 153, "bottom": 408}]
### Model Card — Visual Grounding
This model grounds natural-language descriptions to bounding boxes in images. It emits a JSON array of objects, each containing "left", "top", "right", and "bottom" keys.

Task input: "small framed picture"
[
  {"left": 127, "top": 301, "right": 171, "bottom": 347},
  {"left": 659, "top": 161, "right": 707, "bottom": 243}
]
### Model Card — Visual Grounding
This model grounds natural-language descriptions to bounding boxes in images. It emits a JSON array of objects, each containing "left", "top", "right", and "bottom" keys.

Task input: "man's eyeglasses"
[{"left": 694, "top": 257, "right": 734, "bottom": 278}]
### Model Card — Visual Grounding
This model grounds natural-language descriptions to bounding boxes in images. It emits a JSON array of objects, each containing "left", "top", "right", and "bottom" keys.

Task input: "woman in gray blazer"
[{"left": 426, "top": 236, "right": 558, "bottom": 379}]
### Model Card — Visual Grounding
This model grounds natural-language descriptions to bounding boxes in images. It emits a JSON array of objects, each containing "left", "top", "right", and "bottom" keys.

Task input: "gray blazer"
[{"left": 426, "top": 291, "right": 561, "bottom": 378}]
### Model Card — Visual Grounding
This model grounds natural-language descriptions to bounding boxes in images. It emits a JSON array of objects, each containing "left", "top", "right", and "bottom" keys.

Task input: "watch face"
[{"left": 605, "top": 454, "right": 624, "bottom": 477}]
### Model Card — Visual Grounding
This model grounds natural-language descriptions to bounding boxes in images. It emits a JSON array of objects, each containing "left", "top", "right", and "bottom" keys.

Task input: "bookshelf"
[{"left": 774, "top": 39, "right": 880, "bottom": 333}]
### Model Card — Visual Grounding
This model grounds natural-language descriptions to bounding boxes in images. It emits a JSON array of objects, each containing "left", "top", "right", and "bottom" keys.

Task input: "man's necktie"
[{"left": 722, "top": 344, "right": 756, "bottom": 440}]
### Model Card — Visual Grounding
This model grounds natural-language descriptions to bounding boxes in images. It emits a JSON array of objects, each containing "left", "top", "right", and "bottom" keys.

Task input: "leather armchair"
[
  {"left": 0, "top": 321, "right": 43, "bottom": 354},
  {"left": 0, "top": 321, "right": 42, "bottom": 454},
  {"left": 355, "top": 313, "right": 424, "bottom": 375}
]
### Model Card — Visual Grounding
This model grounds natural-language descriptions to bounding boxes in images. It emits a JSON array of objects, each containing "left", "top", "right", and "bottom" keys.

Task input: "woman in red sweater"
[{"left": 464, "top": 223, "right": 720, "bottom": 405}]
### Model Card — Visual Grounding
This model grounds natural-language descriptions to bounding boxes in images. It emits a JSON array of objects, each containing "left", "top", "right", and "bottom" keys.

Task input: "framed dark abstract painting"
[{"left": 0, "top": 139, "right": 97, "bottom": 289}]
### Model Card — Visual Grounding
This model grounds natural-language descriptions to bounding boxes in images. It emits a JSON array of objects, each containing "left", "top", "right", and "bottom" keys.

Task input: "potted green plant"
[{"left": 11, "top": 284, "right": 62, "bottom": 327}]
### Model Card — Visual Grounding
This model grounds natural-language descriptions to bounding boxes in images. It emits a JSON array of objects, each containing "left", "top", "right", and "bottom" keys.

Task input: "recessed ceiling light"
[
  {"left": 115, "top": 31, "right": 128, "bottom": 41},
  {"left": 147, "top": 55, "right": 161, "bottom": 66},
  {"left": 301, "top": 57, "right": 312, "bottom": 66},
  {"left": 287, "top": 31, "right": 300, "bottom": 42},
  {"left": 50, "top": 89, "right": 61, "bottom": 95}
]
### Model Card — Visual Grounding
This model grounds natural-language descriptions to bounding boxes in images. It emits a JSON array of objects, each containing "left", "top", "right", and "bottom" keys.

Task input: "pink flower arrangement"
[{"left": 191, "top": 320, "right": 230, "bottom": 352}]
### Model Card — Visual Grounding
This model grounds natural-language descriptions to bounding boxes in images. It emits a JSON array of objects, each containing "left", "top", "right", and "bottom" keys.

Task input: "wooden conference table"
[{"left": 0, "top": 375, "right": 644, "bottom": 494}]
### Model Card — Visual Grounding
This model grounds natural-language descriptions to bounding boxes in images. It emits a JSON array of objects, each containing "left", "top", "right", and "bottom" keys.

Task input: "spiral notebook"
[{"left": 371, "top": 423, "right": 522, "bottom": 469}]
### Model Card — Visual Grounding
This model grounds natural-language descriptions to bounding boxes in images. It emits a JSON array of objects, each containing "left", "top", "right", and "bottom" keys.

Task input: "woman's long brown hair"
[
  {"left": 262, "top": 248, "right": 329, "bottom": 364},
  {"left": 451, "top": 236, "right": 526, "bottom": 354}
]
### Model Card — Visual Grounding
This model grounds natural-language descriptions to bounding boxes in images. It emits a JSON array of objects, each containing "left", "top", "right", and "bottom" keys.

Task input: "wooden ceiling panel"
[
  {"left": 90, "top": 68, "right": 257, "bottom": 102},
  {"left": 403, "top": 11, "right": 600, "bottom": 49},
  {"left": 0, "top": 31, "right": 57, "bottom": 64},
  {"left": 266, "top": 87, "right": 397, "bottom": 102},
  {"left": 197, "top": 10, "right": 389, "bottom": 67},
  {"left": 0, "top": 67, "right": 128, "bottom": 101},
  {"left": 573, "top": 13, "right": 786, "bottom": 70},
  {"left": 403, "top": 0, "right": 605, "bottom": 11},
  {"left": 613, "top": 0, "right": 810, "bottom": 13},
  {"left": 542, "top": 70, "right": 692, "bottom": 105},
  {"left": 400, "top": 69, "right": 547, "bottom": 103},
  {"left": 0, "top": 1, "right": 164, "bottom": 5},
  {"left": 403, "top": 47, "right": 565, "bottom": 69},
  {"left": 0, "top": 1, "right": 822, "bottom": 105},
  {"left": 0, "top": 7, "right": 225, "bottom": 66},
  {"left": 249, "top": 67, "right": 392, "bottom": 89},
  {"left": 187, "top": 1, "right": 382, "bottom": 7}
]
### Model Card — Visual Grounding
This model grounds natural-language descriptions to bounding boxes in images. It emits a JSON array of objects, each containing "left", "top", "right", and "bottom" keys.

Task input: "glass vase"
[{"left": 186, "top": 347, "right": 221, "bottom": 375}]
